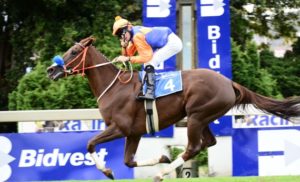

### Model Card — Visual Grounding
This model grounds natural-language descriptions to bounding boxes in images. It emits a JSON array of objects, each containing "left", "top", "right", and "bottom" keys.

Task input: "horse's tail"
[{"left": 232, "top": 82, "right": 300, "bottom": 121}]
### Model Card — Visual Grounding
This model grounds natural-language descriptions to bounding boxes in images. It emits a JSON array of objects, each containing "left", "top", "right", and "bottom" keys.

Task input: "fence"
[
  {"left": 0, "top": 109, "right": 101, "bottom": 122},
  {"left": 0, "top": 105, "right": 267, "bottom": 122}
]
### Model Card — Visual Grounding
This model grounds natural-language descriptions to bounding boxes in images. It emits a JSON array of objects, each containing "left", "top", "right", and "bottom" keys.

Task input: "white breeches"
[{"left": 145, "top": 32, "right": 183, "bottom": 67}]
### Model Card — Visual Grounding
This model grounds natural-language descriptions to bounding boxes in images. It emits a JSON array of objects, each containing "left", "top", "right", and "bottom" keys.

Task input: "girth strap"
[{"left": 144, "top": 100, "right": 159, "bottom": 135}]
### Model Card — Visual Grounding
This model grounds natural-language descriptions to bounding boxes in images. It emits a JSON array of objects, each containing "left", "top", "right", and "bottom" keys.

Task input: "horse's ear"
[{"left": 84, "top": 36, "right": 96, "bottom": 47}]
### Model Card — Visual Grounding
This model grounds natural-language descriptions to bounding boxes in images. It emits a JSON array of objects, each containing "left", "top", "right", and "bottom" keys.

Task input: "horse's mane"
[
  {"left": 83, "top": 36, "right": 138, "bottom": 74},
  {"left": 93, "top": 46, "right": 112, "bottom": 63},
  {"left": 91, "top": 45, "right": 137, "bottom": 74}
]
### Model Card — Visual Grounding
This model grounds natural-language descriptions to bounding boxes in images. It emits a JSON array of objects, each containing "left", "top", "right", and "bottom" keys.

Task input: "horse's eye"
[{"left": 71, "top": 50, "right": 77, "bottom": 55}]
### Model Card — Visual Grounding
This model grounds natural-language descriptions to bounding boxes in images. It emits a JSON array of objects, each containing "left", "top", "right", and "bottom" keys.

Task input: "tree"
[
  {"left": 231, "top": 39, "right": 282, "bottom": 98},
  {"left": 231, "top": 0, "right": 300, "bottom": 47},
  {"left": 260, "top": 39, "right": 300, "bottom": 97},
  {"left": 0, "top": 0, "right": 142, "bottom": 110},
  {"left": 9, "top": 63, "right": 97, "bottom": 110},
  {"left": 230, "top": 0, "right": 300, "bottom": 98}
]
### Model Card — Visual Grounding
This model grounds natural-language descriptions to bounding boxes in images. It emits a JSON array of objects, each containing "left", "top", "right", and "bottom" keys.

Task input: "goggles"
[{"left": 116, "top": 28, "right": 128, "bottom": 38}]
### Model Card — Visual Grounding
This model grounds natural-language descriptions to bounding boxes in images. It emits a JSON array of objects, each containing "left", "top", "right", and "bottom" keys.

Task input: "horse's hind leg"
[
  {"left": 133, "top": 127, "right": 214, "bottom": 169},
  {"left": 125, "top": 126, "right": 214, "bottom": 172},
  {"left": 201, "top": 126, "right": 216, "bottom": 149},
  {"left": 124, "top": 136, "right": 171, "bottom": 168},
  {"left": 153, "top": 114, "right": 211, "bottom": 182}
]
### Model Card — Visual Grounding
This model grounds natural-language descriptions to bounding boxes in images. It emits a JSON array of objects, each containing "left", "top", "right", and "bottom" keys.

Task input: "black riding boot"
[{"left": 137, "top": 65, "right": 155, "bottom": 100}]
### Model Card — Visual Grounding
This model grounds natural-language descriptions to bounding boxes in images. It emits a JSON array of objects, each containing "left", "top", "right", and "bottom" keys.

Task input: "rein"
[
  {"left": 96, "top": 69, "right": 122, "bottom": 103},
  {"left": 64, "top": 46, "right": 115, "bottom": 76},
  {"left": 63, "top": 44, "right": 134, "bottom": 102}
]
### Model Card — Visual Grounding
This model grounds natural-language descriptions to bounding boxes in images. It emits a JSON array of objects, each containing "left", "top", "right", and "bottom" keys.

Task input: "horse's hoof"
[
  {"left": 159, "top": 155, "right": 171, "bottom": 164},
  {"left": 103, "top": 168, "right": 114, "bottom": 180},
  {"left": 153, "top": 176, "right": 163, "bottom": 182}
]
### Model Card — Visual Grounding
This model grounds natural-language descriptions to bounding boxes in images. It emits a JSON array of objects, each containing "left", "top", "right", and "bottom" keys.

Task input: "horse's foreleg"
[
  {"left": 124, "top": 136, "right": 171, "bottom": 168},
  {"left": 87, "top": 123, "right": 124, "bottom": 180}
]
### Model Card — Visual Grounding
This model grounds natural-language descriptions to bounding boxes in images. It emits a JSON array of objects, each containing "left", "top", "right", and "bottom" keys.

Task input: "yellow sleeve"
[{"left": 129, "top": 33, "right": 153, "bottom": 63}]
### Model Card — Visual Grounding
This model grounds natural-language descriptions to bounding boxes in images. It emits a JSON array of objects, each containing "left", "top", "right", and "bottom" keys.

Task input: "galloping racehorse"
[{"left": 47, "top": 37, "right": 300, "bottom": 182}]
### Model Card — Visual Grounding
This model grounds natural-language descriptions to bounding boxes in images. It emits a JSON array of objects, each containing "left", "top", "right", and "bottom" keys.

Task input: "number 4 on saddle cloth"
[{"left": 139, "top": 71, "right": 183, "bottom": 98}]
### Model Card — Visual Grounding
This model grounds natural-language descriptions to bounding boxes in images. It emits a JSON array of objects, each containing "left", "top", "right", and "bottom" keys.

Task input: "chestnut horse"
[{"left": 47, "top": 37, "right": 300, "bottom": 182}]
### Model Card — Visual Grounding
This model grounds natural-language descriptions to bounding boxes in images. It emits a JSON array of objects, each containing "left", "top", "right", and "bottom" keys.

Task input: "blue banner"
[
  {"left": 0, "top": 132, "right": 133, "bottom": 181},
  {"left": 209, "top": 116, "right": 233, "bottom": 136},
  {"left": 58, "top": 119, "right": 173, "bottom": 138},
  {"left": 143, "top": 0, "right": 177, "bottom": 71},
  {"left": 196, "top": 0, "right": 232, "bottom": 79},
  {"left": 232, "top": 127, "right": 300, "bottom": 176}
]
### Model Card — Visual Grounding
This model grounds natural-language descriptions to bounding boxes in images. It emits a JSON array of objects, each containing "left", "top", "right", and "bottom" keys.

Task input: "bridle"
[
  {"left": 58, "top": 42, "right": 133, "bottom": 102},
  {"left": 63, "top": 43, "right": 115, "bottom": 76}
]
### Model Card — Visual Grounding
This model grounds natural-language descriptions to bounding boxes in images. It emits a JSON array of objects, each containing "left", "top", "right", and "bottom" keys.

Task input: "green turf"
[{"left": 43, "top": 176, "right": 300, "bottom": 182}]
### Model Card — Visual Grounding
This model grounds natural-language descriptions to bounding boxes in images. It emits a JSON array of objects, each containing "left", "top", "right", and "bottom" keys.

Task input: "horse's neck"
[{"left": 85, "top": 47, "right": 119, "bottom": 99}]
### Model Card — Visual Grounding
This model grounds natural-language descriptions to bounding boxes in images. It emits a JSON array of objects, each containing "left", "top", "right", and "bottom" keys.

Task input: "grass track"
[{"left": 47, "top": 176, "right": 300, "bottom": 182}]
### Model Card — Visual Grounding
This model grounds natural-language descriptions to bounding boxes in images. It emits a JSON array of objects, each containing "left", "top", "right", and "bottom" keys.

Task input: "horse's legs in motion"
[
  {"left": 133, "top": 127, "right": 214, "bottom": 169},
  {"left": 87, "top": 123, "right": 124, "bottom": 179},
  {"left": 136, "top": 155, "right": 171, "bottom": 167},
  {"left": 154, "top": 114, "right": 207, "bottom": 181},
  {"left": 124, "top": 136, "right": 171, "bottom": 168},
  {"left": 131, "top": 126, "right": 214, "bottom": 170}
]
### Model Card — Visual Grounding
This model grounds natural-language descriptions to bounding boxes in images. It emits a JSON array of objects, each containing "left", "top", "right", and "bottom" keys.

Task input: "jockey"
[{"left": 112, "top": 16, "right": 183, "bottom": 100}]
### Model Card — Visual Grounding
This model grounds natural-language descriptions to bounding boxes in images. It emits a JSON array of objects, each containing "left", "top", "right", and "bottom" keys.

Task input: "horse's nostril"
[{"left": 47, "top": 67, "right": 54, "bottom": 74}]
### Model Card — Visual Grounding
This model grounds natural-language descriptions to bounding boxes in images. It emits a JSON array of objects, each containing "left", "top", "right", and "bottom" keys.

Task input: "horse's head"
[{"left": 47, "top": 36, "right": 96, "bottom": 81}]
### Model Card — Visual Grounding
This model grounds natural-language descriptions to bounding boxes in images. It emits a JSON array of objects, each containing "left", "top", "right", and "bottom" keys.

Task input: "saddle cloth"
[{"left": 139, "top": 71, "right": 183, "bottom": 98}]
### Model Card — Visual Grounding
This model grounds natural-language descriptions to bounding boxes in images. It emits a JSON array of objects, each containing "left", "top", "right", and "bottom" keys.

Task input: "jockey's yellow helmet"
[{"left": 112, "top": 16, "right": 131, "bottom": 36}]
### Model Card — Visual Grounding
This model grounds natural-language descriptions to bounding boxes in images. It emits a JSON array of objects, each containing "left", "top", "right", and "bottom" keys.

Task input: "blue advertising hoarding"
[
  {"left": 196, "top": 0, "right": 232, "bottom": 145},
  {"left": 209, "top": 115, "right": 233, "bottom": 136},
  {"left": 232, "top": 115, "right": 300, "bottom": 176},
  {"left": 58, "top": 119, "right": 173, "bottom": 138},
  {"left": 0, "top": 132, "right": 133, "bottom": 181},
  {"left": 196, "top": 0, "right": 232, "bottom": 79}
]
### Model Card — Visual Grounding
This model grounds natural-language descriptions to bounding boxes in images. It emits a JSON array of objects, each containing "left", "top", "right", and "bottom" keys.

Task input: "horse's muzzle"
[{"left": 47, "top": 65, "right": 65, "bottom": 81}]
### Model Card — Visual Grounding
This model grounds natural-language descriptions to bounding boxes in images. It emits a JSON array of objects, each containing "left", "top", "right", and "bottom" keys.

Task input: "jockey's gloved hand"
[{"left": 117, "top": 55, "right": 130, "bottom": 62}]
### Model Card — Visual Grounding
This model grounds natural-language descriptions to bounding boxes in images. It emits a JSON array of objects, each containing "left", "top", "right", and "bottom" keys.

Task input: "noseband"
[{"left": 64, "top": 43, "right": 107, "bottom": 76}]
